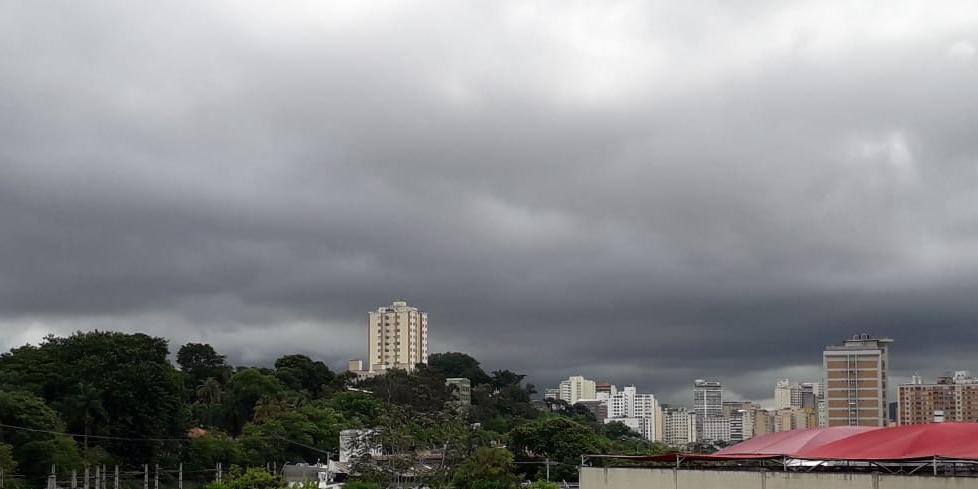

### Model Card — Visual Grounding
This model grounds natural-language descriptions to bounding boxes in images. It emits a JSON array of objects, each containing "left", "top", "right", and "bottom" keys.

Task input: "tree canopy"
[{"left": 0, "top": 331, "right": 657, "bottom": 488}]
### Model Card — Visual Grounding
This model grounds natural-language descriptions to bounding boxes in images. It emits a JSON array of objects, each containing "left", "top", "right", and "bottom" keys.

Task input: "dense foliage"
[{"left": 0, "top": 332, "right": 670, "bottom": 488}]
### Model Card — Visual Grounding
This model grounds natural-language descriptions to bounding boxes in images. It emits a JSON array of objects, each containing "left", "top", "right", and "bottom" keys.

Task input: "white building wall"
[{"left": 606, "top": 386, "right": 659, "bottom": 440}]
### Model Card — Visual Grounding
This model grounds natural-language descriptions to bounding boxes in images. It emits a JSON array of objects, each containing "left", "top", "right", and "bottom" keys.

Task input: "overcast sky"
[{"left": 2, "top": 1, "right": 978, "bottom": 407}]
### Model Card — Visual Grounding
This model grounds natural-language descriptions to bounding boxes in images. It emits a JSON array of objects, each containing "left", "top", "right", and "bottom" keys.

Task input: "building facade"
[
  {"left": 446, "top": 377, "right": 471, "bottom": 406},
  {"left": 662, "top": 407, "right": 698, "bottom": 447},
  {"left": 898, "top": 371, "right": 978, "bottom": 425},
  {"left": 366, "top": 300, "right": 429, "bottom": 373},
  {"left": 559, "top": 376, "right": 597, "bottom": 405},
  {"left": 605, "top": 385, "right": 659, "bottom": 440},
  {"left": 823, "top": 334, "right": 892, "bottom": 426},
  {"left": 701, "top": 416, "right": 731, "bottom": 443},
  {"left": 693, "top": 379, "right": 723, "bottom": 438}
]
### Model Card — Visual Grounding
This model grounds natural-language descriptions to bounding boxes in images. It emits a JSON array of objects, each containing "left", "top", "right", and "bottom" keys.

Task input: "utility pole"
[
  {"left": 154, "top": 464, "right": 159, "bottom": 489},
  {"left": 178, "top": 463, "right": 183, "bottom": 489},
  {"left": 143, "top": 465, "right": 148, "bottom": 489},
  {"left": 546, "top": 457, "right": 550, "bottom": 482},
  {"left": 95, "top": 465, "right": 100, "bottom": 489},
  {"left": 84, "top": 466, "right": 90, "bottom": 489},
  {"left": 114, "top": 466, "right": 119, "bottom": 489}
]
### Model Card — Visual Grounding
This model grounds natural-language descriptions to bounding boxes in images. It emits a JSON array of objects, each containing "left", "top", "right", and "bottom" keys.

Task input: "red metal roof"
[
  {"left": 715, "top": 426, "right": 880, "bottom": 457},
  {"left": 795, "top": 423, "right": 978, "bottom": 461},
  {"left": 593, "top": 423, "right": 978, "bottom": 463}
]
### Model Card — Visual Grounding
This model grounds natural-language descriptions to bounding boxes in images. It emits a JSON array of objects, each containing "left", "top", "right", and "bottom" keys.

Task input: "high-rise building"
[
  {"left": 776, "top": 379, "right": 822, "bottom": 410},
  {"left": 823, "top": 334, "right": 893, "bottom": 427},
  {"left": 729, "top": 410, "right": 753, "bottom": 442},
  {"left": 753, "top": 409, "right": 774, "bottom": 437},
  {"left": 559, "top": 376, "right": 597, "bottom": 404},
  {"left": 662, "top": 407, "right": 698, "bottom": 447},
  {"left": 898, "top": 371, "right": 978, "bottom": 425},
  {"left": 544, "top": 388, "right": 561, "bottom": 400},
  {"left": 605, "top": 386, "right": 659, "bottom": 440},
  {"left": 693, "top": 379, "right": 723, "bottom": 438},
  {"left": 775, "top": 379, "right": 795, "bottom": 409},
  {"left": 367, "top": 300, "right": 429, "bottom": 373}
]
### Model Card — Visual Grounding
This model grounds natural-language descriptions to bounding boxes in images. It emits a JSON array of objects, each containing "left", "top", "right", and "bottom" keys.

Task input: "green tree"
[
  {"left": 226, "top": 369, "right": 286, "bottom": 435},
  {"left": 0, "top": 332, "right": 185, "bottom": 462},
  {"left": 58, "top": 382, "right": 108, "bottom": 450},
  {"left": 0, "top": 442, "right": 17, "bottom": 479},
  {"left": 177, "top": 343, "right": 232, "bottom": 386},
  {"left": 273, "top": 355, "right": 334, "bottom": 399},
  {"left": 186, "top": 432, "right": 244, "bottom": 472},
  {"left": 203, "top": 467, "right": 282, "bottom": 489},
  {"left": 602, "top": 421, "right": 638, "bottom": 440},
  {"left": 452, "top": 447, "right": 520, "bottom": 489},
  {"left": 240, "top": 400, "right": 346, "bottom": 463},
  {"left": 427, "top": 352, "right": 492, "bottom": 386},
  {"left": 357, "top": 366, "right": 450, "bottom": 413},
  {"left": 326, "top": 391, "right": 382, "bottom": 427},
  {"left": 0, "top": 390, "right": 81, "bottom": 480},
  {"left": 509, "top": 416, "right": 608, "bottom": 482}
]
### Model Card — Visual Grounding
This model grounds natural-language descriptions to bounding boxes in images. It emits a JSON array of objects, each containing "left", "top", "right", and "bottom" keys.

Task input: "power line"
[{"left": 0, "top": 423, "right": 332, "bottom": 454}]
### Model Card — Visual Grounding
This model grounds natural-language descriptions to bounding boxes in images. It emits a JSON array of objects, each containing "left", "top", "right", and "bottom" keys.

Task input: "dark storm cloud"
[{"left": 3, "top": 0, "right": 978, "bottom": 405}]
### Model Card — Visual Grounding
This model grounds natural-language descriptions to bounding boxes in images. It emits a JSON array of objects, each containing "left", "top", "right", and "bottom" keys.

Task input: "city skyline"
[{"left": 4, "top": 1, "right": 978, "bottom": 406}]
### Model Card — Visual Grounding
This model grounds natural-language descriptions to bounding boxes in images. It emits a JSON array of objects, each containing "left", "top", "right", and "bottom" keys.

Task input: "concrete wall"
[{"left": 581, "top": 467, "right": 978, "bottom": 489}]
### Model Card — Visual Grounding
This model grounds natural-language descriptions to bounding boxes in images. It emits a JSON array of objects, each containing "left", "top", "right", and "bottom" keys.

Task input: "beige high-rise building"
[
  {"left": 367, "top": 300, "right": 428, "bottom": 372},
  {"left": 823, "top": 334, "right": 892, "bottom": 427}
]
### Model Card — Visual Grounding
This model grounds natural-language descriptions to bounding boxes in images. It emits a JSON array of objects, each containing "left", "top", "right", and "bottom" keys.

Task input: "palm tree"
[
  {"left": 61, "top": 383, "right": 107, "bottom": 450},
  {"left": 196, "top": 377, "right": 223, "bottom": 405}
]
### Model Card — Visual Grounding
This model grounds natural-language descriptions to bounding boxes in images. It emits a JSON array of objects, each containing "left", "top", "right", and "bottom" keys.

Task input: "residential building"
[
  {"left": 817, "top": 398, "right": 828, "bottom": 427},
  {"left": 367, "top": 300, "right": 429, "bottom": 373},
  {"left": 898, "top": 371, "right": 978, "bottom": 425},
  {"left": 559, "top": 376, "right": 597, "bottom": 405},
  {"left": 662, "top": 407, "right": 697, "bottom": 447},
  {"left": 753, "top": 409, "right": 774, "bottom": 437},
  {"left": 576, "top": 399, "right": 609, "bottom": 420},
  {"left": 605, "top": 385, "right": 659, "bottom": 440},
  {"left": 773, "top": 407, "right": 816, "bottom": 432},
  {"left": 693, "top": 379, "right": 723, "bottom": 438},
  {"left": 823, "top": 334, "right": 893, "bottom": 426},
  {"left": 544, "top": 388, "right": 560, "bottom": 400},
  {"left": 729, "top": 410, "right": 753, "bottom": 442},
  {"left": 722, "top": 401, "right": 757, "bottom": 417},
  {"left": 776, "top": 379, "right": 822, "bottom": 410},
  {"left": 595, "top": 383, "right": 617, "bottom": 401},
  {"left": 701, "top": 416, "right": 731, "bottom": 443},
  {"left": 775, "top": 379, "right": 795, "bottom": 409},
  {"left": 446, "top": 378, "right": 471, "bottom": 406}
]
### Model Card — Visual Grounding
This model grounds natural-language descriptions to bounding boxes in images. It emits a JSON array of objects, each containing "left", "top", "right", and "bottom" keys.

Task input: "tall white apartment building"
[
  {"left": 559, "top": 376, "right": 597, "bottom": 405},
  {"left": 605, "top": 385, "right": 659, "bottom": 440},
  {"left": 662, "top": 407, "right": 697, "bottom": 447},
  {"left": 367, "top": 300, "right": 428, "bottom": 373}
]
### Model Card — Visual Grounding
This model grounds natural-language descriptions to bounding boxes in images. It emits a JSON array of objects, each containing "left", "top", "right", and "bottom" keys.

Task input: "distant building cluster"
[
  {"left": 343, "top": 303, "right": 975, "bottom": 446},
  {"left": 542, "top": 333, "right": 978, "bottom": 449}
]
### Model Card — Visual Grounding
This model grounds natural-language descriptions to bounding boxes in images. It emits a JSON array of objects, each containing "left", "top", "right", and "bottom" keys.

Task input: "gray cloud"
[{"left": 2, "top": 1, "right": 978, "bottom": 405}]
